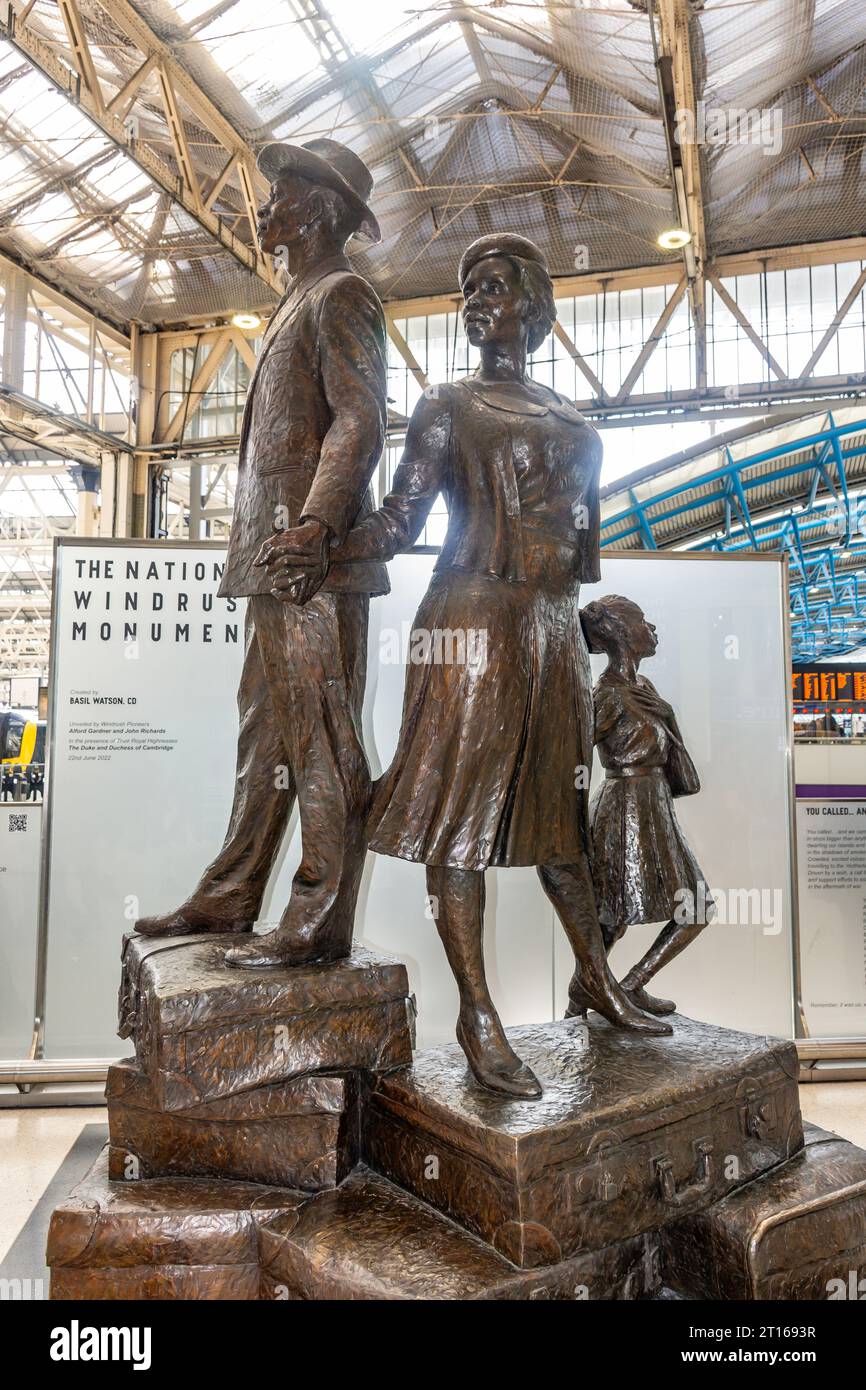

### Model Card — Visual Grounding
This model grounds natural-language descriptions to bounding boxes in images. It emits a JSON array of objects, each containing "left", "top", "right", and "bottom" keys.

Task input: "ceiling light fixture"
[
  {"left": 657, "top": 227, "right": 692, "bottom": 252},
  {"left": 230, "top": 312, "right": 262, "bottom": 330}
]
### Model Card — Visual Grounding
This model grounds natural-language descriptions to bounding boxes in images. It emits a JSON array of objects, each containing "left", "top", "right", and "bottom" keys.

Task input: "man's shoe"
[
  {"left": 134, "top": 908, "right": 253, "bottom": 938},
  {"left": 225, "top": 926, "right": 350, "bottom": 969}
]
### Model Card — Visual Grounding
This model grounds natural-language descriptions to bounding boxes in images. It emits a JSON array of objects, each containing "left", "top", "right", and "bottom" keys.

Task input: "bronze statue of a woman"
[
  {"left": 577, "top": 594, "right": 714, "bottom": 1017},
  {"left": 281, "top": 235, "right": 671, "bottom": 1099}
]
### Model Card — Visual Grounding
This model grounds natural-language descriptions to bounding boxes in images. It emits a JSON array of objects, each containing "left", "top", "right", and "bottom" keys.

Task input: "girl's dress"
[{"left": 589, "top": 671, "right": 710, "bottom": 934}]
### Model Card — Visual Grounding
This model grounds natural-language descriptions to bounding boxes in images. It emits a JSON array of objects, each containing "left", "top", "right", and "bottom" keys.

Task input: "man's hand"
[{"left": 254, "top": 517, "right": 331, "bottom": 605}]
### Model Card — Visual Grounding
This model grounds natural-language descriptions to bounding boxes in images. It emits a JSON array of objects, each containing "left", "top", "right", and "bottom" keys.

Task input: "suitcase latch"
[
  {"left": 740, "top": 1085, "right": 777, "bottom": 1141},
  {"left": 576, "top": 1158, "right": 620, "bottom": 1203},
  {"left": 574, "top": 1131, "right": 622, "bottom": 1204},
  {"left": 654, "top": 1138, "right": 714, "bottom": 1206}
]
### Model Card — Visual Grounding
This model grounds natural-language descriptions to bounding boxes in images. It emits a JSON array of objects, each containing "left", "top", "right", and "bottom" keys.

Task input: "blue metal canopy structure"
[{"left": 599, "top": 408, "right": 866, "bottom": 661}]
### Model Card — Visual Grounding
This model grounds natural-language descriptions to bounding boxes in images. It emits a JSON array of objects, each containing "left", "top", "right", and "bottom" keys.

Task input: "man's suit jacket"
[{"left": 218, "top": 253, "right": 390, "bottom": 599}]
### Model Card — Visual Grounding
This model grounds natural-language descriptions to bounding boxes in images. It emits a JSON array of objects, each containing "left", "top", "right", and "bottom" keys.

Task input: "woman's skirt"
[
  {"left": 589, "top": 768, "right": 711, "bottom": 932},
  {"left": 367, "top": 567, "right": 593, "bottom": 870}
]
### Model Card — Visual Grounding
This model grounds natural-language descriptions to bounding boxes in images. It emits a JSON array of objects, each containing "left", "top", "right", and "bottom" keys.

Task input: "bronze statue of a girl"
[
  {"left": 578, "top": 595, "right": 714, "bottom": 1017},
  {"left": 282, "top": 235, "right": 672, "bottom": 1098}
]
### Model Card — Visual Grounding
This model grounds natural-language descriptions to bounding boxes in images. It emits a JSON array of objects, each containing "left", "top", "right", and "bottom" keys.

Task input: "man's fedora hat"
[{"left": 256, "top": 138, "right": 381, "bottom": 244}]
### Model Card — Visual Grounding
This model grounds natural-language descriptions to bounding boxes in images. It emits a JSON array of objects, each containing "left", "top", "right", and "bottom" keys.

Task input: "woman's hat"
[
  {"left": 458, "top": 234, "right": 549, "bottom": 288},
  {"left": 256, "top": 138, "right": 381, "bottom": 244}
]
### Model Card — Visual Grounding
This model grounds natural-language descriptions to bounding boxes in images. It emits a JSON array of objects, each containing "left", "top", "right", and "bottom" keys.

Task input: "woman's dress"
[{"left": 344, "top": 376, "right": 603, "bottom": 870}]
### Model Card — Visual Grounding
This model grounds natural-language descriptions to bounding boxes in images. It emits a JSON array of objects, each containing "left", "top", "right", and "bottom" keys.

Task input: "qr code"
[{"left": 9, "top": 813, "right": 27, "bottom": 832}]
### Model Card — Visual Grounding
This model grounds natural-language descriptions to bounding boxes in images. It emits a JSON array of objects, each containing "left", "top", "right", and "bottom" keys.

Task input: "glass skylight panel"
[
  {"left": 63, "top": 225, "right": 129, "bottom": 262},
  {"left": 193, "top": 0, "right": 323, "bottom": 119},
  {"left": 0, "top": 146, "right": 32, "bottom": 194},
  {"left": 376, "top": 38, "right": 477, "bottom": 122},
  {"left": 323, "top": 0, "right": 418, "bottom": 55},
  {"left": 8, "top": 70, "right": 97, "bottom": 154},
  {"left": 18, "top": 189, "right": 80, "bottom": 251},
  {"left": 86, "top": 156, "right": 152, "bottom": 205},
  {"left": 161, "top": 0, "right": 226, "bottom": 24},
  {"left": 271, "top": 86, "right": 366, "bottom": 147}
]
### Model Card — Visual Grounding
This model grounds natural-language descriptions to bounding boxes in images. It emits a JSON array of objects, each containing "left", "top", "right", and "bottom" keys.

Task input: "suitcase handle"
[{"left": 655, "top": 1139, "right": 714, "bottom": 1206}]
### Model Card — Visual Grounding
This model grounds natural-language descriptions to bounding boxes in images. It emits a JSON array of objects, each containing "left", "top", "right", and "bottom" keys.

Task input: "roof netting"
[{"left": 0, "top": 0, "right": 864, "bottom": 325}]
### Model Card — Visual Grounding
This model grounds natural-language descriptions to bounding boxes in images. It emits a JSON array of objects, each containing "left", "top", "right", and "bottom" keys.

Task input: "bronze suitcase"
[
  {"left": 47, "top": 1147, "right": 304, "bottom": 1301},
  {"left": 117, "top": 933, "right": 415, "bottom": 1109},
  {"left": 106, "top": 1057, "right": 359, "bottom": 1190},
  {"left": 364, "top": 1016, "right": 804, "bottom": 1268},
  {"left": 660, "top": 1122, "right": 866, "bottom": 1299}
]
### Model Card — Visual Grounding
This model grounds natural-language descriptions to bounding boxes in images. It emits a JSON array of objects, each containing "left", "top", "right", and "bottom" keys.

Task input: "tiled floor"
[
  {"left": 1, "top": 1083, "right": 865, "bottom": 1275},
  {"left": 799, "top": 1081, "right": 866, "bottom": 1148},
  {"left": 0, "top": 1106, "right": 106, "bottom": 1262}
]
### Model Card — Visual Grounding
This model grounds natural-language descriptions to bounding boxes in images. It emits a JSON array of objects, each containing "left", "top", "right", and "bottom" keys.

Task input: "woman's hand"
[{"left": 254, "top": 518, "right": 331, "bottom": 605}]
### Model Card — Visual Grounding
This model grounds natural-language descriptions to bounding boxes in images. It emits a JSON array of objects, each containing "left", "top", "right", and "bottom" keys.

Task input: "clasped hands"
[{"left": 254, "top": 517, "right": 332, "bottom": 605}]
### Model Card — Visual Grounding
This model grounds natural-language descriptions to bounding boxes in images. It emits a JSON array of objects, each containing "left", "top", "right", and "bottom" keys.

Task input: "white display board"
[
  {"left": 41, "top": 542, "right": 795, "bottom": 1057},
  {"left": 43, "top": 542, "right": 269, "bottom": 1055},
  {"left": 555, "top": 554, "right": 796, "bottom": 1038},
  {"left": 0, "top": 801, "right": 42, "bottom": 1057}
]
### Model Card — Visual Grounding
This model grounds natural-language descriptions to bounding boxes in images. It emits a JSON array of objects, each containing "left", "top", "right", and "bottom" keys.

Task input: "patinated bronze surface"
[
  {"left": 363, "top": 1016, "right": 803, "bottom": 1268},
  {"left": 258, "top": 1168, "right": 657, "bottom": 1301},
  {"left": 107, "top": 1059, "right": 359, "bottom": 1190},
  {"left": 577, "top": 595, "right": 713, "bottom": 1018},
  {"left": 660, "top": 1123, "right": 866, "bottom": 1300},
  {"left": 47, "top": 1147, "right": 305, "bottom": 1301},
  {"left": 133, "top": 138, "right": 388, "bottom": 969},
  {"left": 48, "top": 952, "right": 866, "bottom": 1302},
  {"left": 117, "top": 933, "right": 414, "bottom": 1108},
  {"left": 276, "top": 233, "right": 672, "bottom": 1099}
]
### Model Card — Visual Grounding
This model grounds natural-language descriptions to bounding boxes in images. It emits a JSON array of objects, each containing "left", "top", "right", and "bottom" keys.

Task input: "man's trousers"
[{"left": 187, "top": 590, "right": 371, "bottom": 951}]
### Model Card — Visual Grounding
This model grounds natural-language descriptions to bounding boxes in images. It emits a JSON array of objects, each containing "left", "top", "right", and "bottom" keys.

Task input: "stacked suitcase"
[{"left": 46, "top": 935, "right": 866, "bottom": 1300}]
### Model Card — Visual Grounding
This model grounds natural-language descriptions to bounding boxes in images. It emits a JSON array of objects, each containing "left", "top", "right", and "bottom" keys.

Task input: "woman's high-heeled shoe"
[
  {"left": 566, "top": 972, "right": 673, "bottom": 1037},
  {"left": 455, "top": 1017, "right": 543, "bottom": 1100}
]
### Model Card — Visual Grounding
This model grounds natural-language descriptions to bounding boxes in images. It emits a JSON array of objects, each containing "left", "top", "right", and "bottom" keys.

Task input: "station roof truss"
[
  {"left": 0, "top": 0, "right": 862, "bottom": 328},
  {"left": 1, "top": 1, "right": 866, "bottom": 674},
  {"left": 600, "top": 405, "right": 866, "bottom": 660}
]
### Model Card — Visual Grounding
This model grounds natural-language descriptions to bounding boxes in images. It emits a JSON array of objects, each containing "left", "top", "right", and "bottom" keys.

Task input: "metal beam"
[
  {"left": 706, "top": 272, "right": 787, "bottom": 381},
  {"left": 156, "top": 64, "right": 202, "bottom": 210},
  {"left": 384, "top": 313, "right": 428, "bottom": 391},
  {"left": 798, "top": 265, "right": 866, "bottom": 380},
  {"left": 654, "top": 0, "right": 708, "bottom": 389},
  {"left": 614, "top": 278, "right": 688, "bottom": 405},
  {"left": 106, "top": 52, "right": 159, "bottom": 119},
  {"left": 7, "top": 5, "right": 282, "bottom": 298},
  {"left": 203, "top": 151, "right": 240, "bottom": 212},
  {"left": 159, "top": 330, "right": 235, "bottom": 443},
  {"left": 57, "top": 0, "right": 105, "bottom": 114},
  {"left": 552, "top": 321, "right": 607, "bottom": 402}
]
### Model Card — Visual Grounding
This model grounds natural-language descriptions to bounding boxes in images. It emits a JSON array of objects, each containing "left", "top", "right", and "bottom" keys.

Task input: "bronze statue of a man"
[{"left": 134, "top": 138, "right": 389, "bottom": 968}]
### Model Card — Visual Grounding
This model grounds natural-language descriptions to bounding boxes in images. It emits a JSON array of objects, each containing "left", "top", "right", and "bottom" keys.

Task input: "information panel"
[
  {"left": 796, "top": 795, "right": 866, "bottom": 1037},
  {"left": 0, "top": 801, "right": 42, "bottom": 1057},
  {"left": 44, "top": 542, "right": 252, "bottom": 1055}
]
